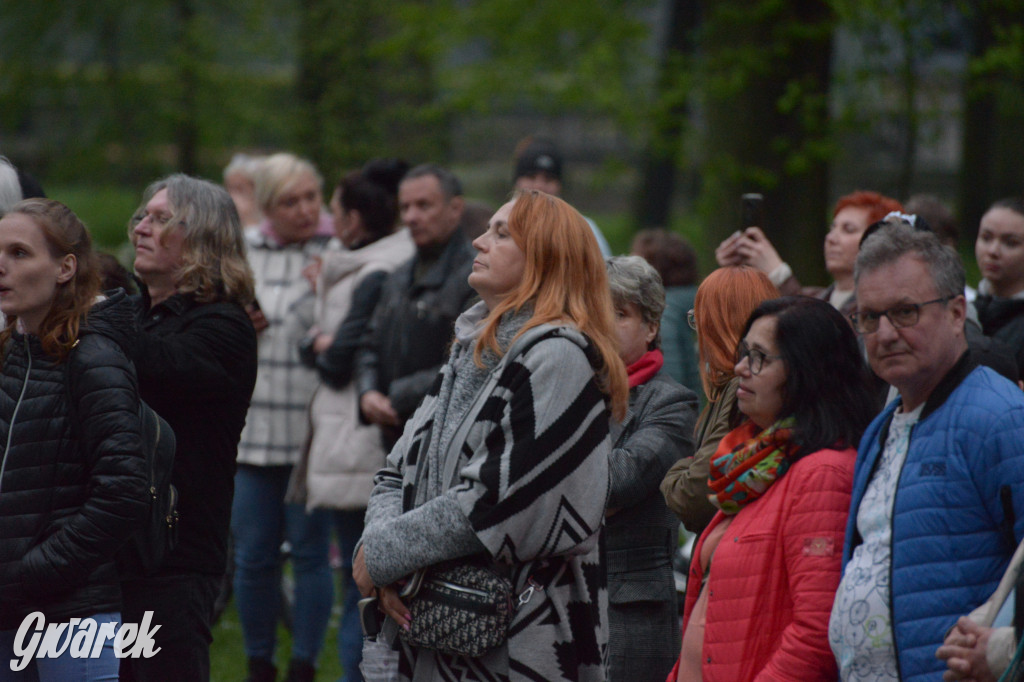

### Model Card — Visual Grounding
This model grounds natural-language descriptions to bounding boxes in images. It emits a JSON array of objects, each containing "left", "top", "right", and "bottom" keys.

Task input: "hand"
[
  {"left": 732, "top": 227, "right": 784, "bottom": 275},
  {"left": 312, "top": 333, "right": 333, "bottom": 354},
  {"left": 246, "top": 302, "right": 269, "bottom": 333},
  {"left": 353, "top": 545, "right": 375, "bottom": 597},
  {"left": 715, "top": 231, "right": 745, "bottom": 267},
  {"left": 360, "top": 390, "right": 400, "bottom": 426},
  {"left": 936, "top": 617, "right": 996, "bottom": 682},
  {"left": 302, "top": 257, "right": 322, "bottom": 293},
  {"left": 379, "top": 585, "right": 411, "bottom": 632}
]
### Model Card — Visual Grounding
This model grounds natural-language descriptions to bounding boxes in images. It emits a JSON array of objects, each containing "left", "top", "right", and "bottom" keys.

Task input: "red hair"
[
  {"left": 475, "top": 190, "right": 628, "bottom": 420},
  {"left": 694, "top": 266, "right": 779, "bottom": 400},
  {"left": 833, "top": 191, "right": 903, "bottom": 225}
]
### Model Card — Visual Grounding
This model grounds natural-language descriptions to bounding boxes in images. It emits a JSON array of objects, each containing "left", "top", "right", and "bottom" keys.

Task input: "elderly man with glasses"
[{"left": 828, "top": 222, "right": 1024, "bottom": 682}]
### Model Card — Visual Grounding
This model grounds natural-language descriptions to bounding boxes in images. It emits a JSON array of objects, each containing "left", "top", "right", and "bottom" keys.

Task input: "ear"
[
  {"left": 645, "top": 321, "right": 659, "bottom": 348},
  {"left": 448, "top": 196, "right": 465, "bottom": 222},
  {"left": 56, "top": 254, "right": 77, "bottom": 284},
  {"left": 949, "top": 293, "right": 967, "bottom": 327}
]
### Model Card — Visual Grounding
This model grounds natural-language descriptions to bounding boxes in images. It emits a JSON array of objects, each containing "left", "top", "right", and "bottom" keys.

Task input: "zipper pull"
[{"left": 517, "top": 577, "right": 541, "bottom": 608}]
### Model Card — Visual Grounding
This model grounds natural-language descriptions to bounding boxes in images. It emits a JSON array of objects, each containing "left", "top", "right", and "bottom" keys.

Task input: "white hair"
[{"left": 0, "top": 157, "right": 23, "bottom": 218}]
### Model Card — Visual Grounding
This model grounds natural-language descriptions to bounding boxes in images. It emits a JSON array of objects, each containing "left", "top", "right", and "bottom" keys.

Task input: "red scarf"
[{"left": 626, "top": 349, "right": 664, "bottom": 388}]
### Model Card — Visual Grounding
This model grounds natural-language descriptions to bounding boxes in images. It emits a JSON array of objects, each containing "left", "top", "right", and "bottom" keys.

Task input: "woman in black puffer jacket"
[{"left": 0, "top": 199, "right": 149, "bottom": 681}]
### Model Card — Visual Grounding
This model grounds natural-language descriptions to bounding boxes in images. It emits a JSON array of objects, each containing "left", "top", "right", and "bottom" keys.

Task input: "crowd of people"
[{"left": 0, "top": 143, "right": 1021, "bottom": 682}]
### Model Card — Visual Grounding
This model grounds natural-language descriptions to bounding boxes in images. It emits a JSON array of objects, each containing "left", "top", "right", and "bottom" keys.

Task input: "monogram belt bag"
[{"left": 399, "top": 560, "right": 515, "bottom": 658}]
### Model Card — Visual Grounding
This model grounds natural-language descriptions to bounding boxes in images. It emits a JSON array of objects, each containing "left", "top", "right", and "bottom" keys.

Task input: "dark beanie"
[{"left": 514, "top": 140, "right": 562, "bottom": 182}]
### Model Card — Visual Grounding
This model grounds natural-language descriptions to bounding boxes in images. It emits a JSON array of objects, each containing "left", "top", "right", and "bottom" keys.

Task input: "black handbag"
[{"left": 399, "top": 560, "right": 515, "bottom": 657}]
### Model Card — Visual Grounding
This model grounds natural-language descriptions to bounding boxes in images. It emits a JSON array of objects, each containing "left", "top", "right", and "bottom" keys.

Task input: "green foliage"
[
  {"left": 48, "top": 185, "right": 139, "bottom": 250},
  {"left": 439, "top": 0, "right": 653, "bottom": 130},
  {"left": 209, "top": 598, "right": 343, "bottom": 681}
]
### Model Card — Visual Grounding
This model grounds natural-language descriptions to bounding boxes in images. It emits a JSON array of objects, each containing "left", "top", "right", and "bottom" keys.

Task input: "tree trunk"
[
  {"left": 174, "top": 0, "right": 200, "bottom": 175},
  {"left": 633, "top": 0, "right": 701, "bottom": 230},
  {"left": 698, "top": 0, "right": 834, "bottom": 286},
  {"left": 959, "top": 0, "right": 1024, "bottom": 238}
]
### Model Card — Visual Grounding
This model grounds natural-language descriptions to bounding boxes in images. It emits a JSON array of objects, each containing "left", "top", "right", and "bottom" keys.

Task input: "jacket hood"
[
  {"left": 79, "top": 288, "right": 138, "bottom": 356},
  {"left": 320, "top": 228, "right": 415, "bottom": 289}
]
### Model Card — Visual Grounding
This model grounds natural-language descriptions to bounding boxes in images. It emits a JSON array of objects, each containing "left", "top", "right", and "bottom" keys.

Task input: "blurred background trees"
[{"left": 0, "top": 0, "right": 1021, "bottom": 279}]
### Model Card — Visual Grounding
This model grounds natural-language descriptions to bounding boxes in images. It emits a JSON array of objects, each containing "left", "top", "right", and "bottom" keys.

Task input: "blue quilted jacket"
[{"left": 842, "top": 355, "right": 1024, "bottom": 681}]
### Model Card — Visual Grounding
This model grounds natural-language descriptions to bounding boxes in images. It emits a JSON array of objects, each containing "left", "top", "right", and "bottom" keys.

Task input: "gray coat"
[
  {"left": 361, "top": 309, "right": 612, "bottom": 681},
  {"left": 606, "top": 370, "right": 698, "bottom": 681}
]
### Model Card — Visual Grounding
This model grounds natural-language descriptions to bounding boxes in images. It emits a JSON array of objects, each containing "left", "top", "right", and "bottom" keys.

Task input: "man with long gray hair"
[{"left": 120, "top": 174, "right": 258, "bottom": 682}]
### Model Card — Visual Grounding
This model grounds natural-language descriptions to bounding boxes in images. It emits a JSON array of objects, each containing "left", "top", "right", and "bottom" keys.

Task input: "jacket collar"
[
  {"left": 150, "top": 293, "right": 196, "bottom": 318},
  {"left": 135, "top": 282, "right": 196, "bottom": 320},
  {"left": 919, "top": 350, "right": 976, "bottom": 421},
  {"left": 411, "top": 229, "right": 469, "bottom": 290},
  {"left": 875, "top": 348, "right": 976, "bottom": 450}
]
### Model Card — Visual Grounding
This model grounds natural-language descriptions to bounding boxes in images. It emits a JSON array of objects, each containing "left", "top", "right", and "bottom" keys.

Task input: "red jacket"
[{"left": 669, "top": 445, "right": 853, "bottom": 682}]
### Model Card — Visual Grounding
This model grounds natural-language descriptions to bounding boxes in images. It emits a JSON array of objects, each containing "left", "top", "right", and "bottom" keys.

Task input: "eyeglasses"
[
  {"left": 848, "top": 296, "right": 953, "bottom": 335},
  {"left": 735, "top": 340, "right": 782, "bottom": 375},
  {"left": 687, "top": 309, "right": 697, "bottom": 331},
  {"left": 131, "top": 211, "right": 180, "bottom": 230}
]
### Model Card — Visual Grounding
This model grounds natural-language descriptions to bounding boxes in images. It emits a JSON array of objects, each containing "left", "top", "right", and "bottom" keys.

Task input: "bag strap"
[
  {"left": 972, "top": 538, "right": 1024, "bottom": 628},
  {"left": 441, "top": 326, "right": 562, "bottom": 488}
]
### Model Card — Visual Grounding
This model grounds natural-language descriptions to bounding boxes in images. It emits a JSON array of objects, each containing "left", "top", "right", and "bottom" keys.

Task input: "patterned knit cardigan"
[{"left": 362, "top": 317, "right": 613, "bottom": 682}]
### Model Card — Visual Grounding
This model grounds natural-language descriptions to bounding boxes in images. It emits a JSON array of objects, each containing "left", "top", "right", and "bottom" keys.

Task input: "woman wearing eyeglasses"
[
  {"left": 660, "top": 266, "right": 778, "bottom": 535},
  {"left": 667, "top": 296, "right": 876, "bottom": 682}
]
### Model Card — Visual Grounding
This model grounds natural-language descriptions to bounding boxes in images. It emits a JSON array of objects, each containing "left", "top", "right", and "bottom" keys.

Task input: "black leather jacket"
[
  {"left": 355, "top": 231, "right": 476, "bottom": 443},
  {"left": 0, "top": 291, "right": 149, "bottom": 629}
]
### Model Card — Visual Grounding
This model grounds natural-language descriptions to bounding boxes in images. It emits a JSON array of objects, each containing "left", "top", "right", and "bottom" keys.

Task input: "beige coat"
[{"left": 301, "top": 229, "right": 415, "bottom": 510}]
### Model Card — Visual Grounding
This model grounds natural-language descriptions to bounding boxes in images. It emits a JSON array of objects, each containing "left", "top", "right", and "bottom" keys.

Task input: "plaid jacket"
[{"left": 237, "top": 226, "right": 331, "bottom": 466}]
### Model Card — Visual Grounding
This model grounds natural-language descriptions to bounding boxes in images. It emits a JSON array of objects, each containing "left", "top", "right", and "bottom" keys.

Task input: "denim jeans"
[
  {"left": 333, "top": 509, "right": 366, "bottom": 682},
  {"left": 231, "top": 464, "right": 333, "bottom": 664},
  {"left": 0, "top": 612, "right": 120, "bottom": 682},
  {"left": 119, "top": 572, "right": 221, "bottom": 681}
]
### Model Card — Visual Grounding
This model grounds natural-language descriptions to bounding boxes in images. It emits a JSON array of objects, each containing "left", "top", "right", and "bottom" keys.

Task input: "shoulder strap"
[
  {"left": 440, "top": 326, "right": 563, "bottom": 487},
  {"left": 971, "top": 537, "right": 1024, "bottom": 628}
]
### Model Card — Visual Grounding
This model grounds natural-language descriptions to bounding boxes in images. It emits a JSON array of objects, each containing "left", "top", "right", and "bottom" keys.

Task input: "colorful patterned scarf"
[{"left": 707, "top": 417, "right": 798, "bottom": 515}]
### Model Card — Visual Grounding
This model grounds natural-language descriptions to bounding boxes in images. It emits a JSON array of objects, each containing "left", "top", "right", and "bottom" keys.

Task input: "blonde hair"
[
  {"left": 1, "top": 199, "right": 101, "bottom": 360},
  {"left": 474, "top": 190, "right": 628, "bottom": 420},
  {"left": 253, "top": 152, "right": 322, "bottom": 212},
  {"left": 694, "top": 266, "right": 778, "bottom": 400}
]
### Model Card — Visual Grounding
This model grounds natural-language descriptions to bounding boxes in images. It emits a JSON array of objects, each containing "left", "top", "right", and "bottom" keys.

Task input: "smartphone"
[
  {"left": 358, "top": 596, "right": 383, "bottom": 637},
  {"left": 741, "top": 193, "right": 765, "bottom": 230}
]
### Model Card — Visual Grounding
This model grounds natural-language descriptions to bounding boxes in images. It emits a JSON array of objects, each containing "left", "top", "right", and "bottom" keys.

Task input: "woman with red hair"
[
  {"left": 355, "top": 189, "right": 627, "bottom": 681},
  {"left": 716, "top": 190, "right": 902, "bottom": 316},
  {"left": 661, "top": 266, "right": 779, "bottom": 534}
]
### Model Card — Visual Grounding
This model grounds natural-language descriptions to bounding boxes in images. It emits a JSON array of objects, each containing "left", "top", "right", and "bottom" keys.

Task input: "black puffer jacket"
[
  {"left": 975, "top": 293, "right": 1024, "bottom": 376},
  {"left": 0, "top": 291, "right": 149, "bottom": 630}
]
